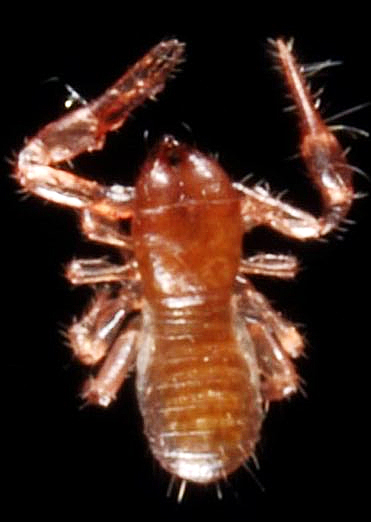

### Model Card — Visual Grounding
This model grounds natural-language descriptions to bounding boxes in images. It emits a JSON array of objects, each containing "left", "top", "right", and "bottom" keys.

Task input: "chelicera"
[{"left": 15, "top": 39, "right": 355, "bottom": 492}]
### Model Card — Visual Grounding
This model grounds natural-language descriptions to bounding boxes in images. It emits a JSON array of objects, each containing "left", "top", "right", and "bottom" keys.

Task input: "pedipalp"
[
  {"left": 238, "top": 39, "right": 355, "bottom": 240},
  {"left": 15, "top": 40, "right": 184, "bottom": 218}
]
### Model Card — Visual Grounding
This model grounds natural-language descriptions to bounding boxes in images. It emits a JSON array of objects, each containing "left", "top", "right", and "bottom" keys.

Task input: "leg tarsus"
[
  {"left": 239, "top": 253, "right": 299, "bottom": 279},
  {"left": 236, "top": 278, "right": 304, "bottom": 402},
  {"left": 247, "top": 320, "right": 300, "bottom": 402},
  {"left": 66, "top": 257, "right": 140, "bottom": 285},
  {"left": 67, "top": 285, "right": 140, "bottom": 365},
  {"left": 238, "top": 279, "right": 304, "bottom": 359},
  {"left": 82, "top": 317, "right": 139, "bottom": 407}
]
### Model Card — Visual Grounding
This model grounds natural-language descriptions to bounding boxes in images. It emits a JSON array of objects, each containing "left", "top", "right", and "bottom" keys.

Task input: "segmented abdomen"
[{"left": 137, "top": 302, "right": 263, "bottom": 483}]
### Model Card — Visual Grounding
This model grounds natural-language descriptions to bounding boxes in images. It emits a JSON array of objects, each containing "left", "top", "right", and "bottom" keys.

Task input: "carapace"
[{"left": 15, "top": 39, "right": 356, "bottom": 494}]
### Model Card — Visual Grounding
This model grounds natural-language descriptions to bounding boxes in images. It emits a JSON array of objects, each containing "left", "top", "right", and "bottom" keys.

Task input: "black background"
[{"left": 2, "top": 6, "right": 370, "bottom": 520}]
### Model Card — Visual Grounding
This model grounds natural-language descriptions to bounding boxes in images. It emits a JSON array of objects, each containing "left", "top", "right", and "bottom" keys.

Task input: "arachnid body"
[{"left": 15, "top": 39, "right": 356, "bottom": 489}]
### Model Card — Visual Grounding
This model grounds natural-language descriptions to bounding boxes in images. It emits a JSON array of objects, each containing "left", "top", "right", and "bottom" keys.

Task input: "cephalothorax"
[{"left": 15, "top": 39, "right": 355, "bottom": 492}]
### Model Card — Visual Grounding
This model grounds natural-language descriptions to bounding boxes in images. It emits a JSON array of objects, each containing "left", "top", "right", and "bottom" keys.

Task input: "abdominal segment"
[{"left": 136, "top": 302, "right": 263, "bottom": 483}]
